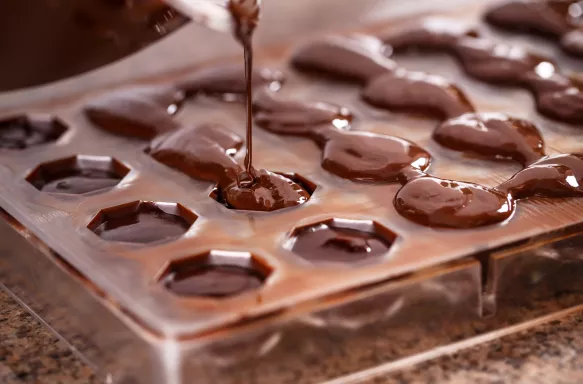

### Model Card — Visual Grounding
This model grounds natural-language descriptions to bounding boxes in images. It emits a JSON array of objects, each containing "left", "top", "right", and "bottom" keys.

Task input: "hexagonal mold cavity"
[
  {"left": 26, "top": 155, "right": 130, "bottom": 195},
  {"left": 0, "top": 114, "right": 67, "bottom": 150},
  {"left": 209, "top": 172, "right": 317, "bottom": 212},
  {"left": 87, "top": 201, "right": 197, "bottom": 244},
  {"left": 285, "top": 218, "right": 398, "bottom": 265},
  {"left": 158, "top": 250, "right": 272, "bottom": 298}
]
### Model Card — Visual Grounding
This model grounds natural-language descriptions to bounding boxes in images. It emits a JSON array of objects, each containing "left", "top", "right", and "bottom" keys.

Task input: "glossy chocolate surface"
[
  {"left": 32, "top": 168, "right": 121, "bottom": 195},
  {"left": 0, "top": 115, "right": 66, "bottom": 150},
  {"left": 290, "top": 223, "right": 393, "bottom": 263},
  {"left": 164, "top": 264, "right": 264, "bottom": 298},
  {"left": 84, "top": 85, "right": 183, "bottom": 139}
]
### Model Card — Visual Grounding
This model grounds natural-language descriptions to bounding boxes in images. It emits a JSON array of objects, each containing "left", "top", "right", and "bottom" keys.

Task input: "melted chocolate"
[
  {"left": 178, "top": 64, "right": 285, "bottom": 100},
  {"left": 253, "top": 90, "right": 431, "bottom": 183},
  {"left": 164, "top": 264, "right": 264, "bottom": 298},
  {"left": 362, "top": 69, "right": 475, "bottom": 119},
  {"left": 290, "top": 224, "right": 392, "bottom": 263},
  {"left": 33, "top": 168, "right": 121, "bottom": 195},
  {"left": 92, "top": 202, "right": 191, "bottom": 244},
  {"left": 0, "top": 115, "right": 67, "bottom": 150},
  {"left": 485, "top": 0, "right": 583, "bottom": 56},
  {"left": 497, "top": 153, "right": 583, "bottom": 198},
  {"left": 433, "top": 112, "right": 545, "bottom": 165},
  {"left": 148, "top": 123, "right": 311, "bottom": 212},
  {"left": 394, "top": 175, "right": 514, "bottom": 229},
  {"left": 382, "top": 19, "right": 583, "bottom": 124},
  {"left": 84, "top": 85, "right": 183, "bottom": 139},
  {"left": 291, "top": 35, "right": 397, "bottom": 84}
]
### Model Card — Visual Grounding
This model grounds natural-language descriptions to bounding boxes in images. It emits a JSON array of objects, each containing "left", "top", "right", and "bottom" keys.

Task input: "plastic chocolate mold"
[
  {"left": 157, "top": 250, "right": 272, "bottom": 298},
  {"left": 2, "top": 1, "right": 583, "bottom": 383},
  {"left": 0, "top": 114, "right": 67, "bottom": 150},
  {"left": 87, "top": 201, "right": 198, "bottom": 244},
  {"left": 26, "top": 155, "right": 130, "bottom": 195},
  {"left": 284, "top": 218, "right": 398, "bottom": 265}
]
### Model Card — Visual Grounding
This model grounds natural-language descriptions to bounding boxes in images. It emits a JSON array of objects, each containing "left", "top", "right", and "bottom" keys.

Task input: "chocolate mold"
[
  {"left": 87, "top": 200, "right": 197, "bottom": 244},
  {"left": 0, "top": 114, "right": 67, "bottom": 150},
  {"left": 157, "top": 250, "right": 273, "bottom": 299},
  {"left": 284, "top": 218, "right": 398, "bottom": 265},
  {"left": 26, "top": 155, "right": 130, "bottom": 195}
]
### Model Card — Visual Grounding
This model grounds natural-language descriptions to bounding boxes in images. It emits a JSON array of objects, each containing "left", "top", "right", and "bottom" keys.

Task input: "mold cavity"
[
  {"left": 0, "top": 114, "right": 67, "bottom": 150},
  {"left": 26, "top": 155, "right": 130, "bottom": 195},
  {"left": 285, "top": 218, "right": 398, "bottom": 265},
  {"left": 158, "top": 250, "right": 272, "bottom": 298},
  {"left": 209, "top": 172, "right": 317, "bottom": 212},
  {"left": 87, "top": 201, "right": 197, "bottom": 244}
]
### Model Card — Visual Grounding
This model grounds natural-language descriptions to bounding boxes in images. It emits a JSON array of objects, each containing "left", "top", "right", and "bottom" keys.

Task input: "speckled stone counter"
[{"left": 2, "top": 288, "right": 583, "bottom": 384}]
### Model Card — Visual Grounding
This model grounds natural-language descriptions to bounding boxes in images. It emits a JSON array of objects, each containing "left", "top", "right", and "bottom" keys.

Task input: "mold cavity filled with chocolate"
[
  {"left": 26, "top": 155, "right": 129, "bottom": 195},
  {"left": 159, "top": 251, "right": 270, "bottom": 298},
  {"left": 0, "top": 115, "right": 67, "bottom": 150},
  {"left": 88, "top": 201, "right": 196, "bottom": 244},
  {"left": 286, "top": 219, "right": 397, "bottom": 264}
]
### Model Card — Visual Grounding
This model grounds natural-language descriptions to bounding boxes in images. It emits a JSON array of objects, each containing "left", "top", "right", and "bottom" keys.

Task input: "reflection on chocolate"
[
  {"left": 434, "top": 112, "right": 545, "bottom": 165},
  {"left": 485, "top": 0, "right": 583, "bottom": 56},
  {"left": 382, "top": 17, "right": 478, "bottom": 52},
  {"left": 223, "top": 169, "right": 310, "bottom": 212},
  {"left": 178, "top": 64, "right": 285, "bottom": 100},
  {"left": 0, "top": 115, "right": 67, "bottom": 150},
  {"left": 290, "top": 224, "right": 392, "bottom": 263},
  {"left": 84, "top": 85, "right": 183, "bottom": 139},
  {"left": 497, "top": 154, "right": 583, "bottom": 198},
  {"left": 362, "top": 69, "right": 475, "bottom": 119},
  {"left": 164, "top": 265, "right": 264, "bottom": 298},
  {"left": 394, "top": 176, "right": 513, "bottom": 229},
  {"left": 92, "top": 203, "right": 191, "bottom": 244},
  {"left": 253, "top": 90, "right": 431, "bottom": 183},
  {"left": 291, "top": 35, "right": 397, "bottom": 83},
  {"left": 382, "top": 19, "right": 583, "bottom": 124},
  {"left": 148, "top": 123, "right": 312, "bottom": 212},
  {"left": 34, "top": 169, "right": 121, "bottom": 195}
]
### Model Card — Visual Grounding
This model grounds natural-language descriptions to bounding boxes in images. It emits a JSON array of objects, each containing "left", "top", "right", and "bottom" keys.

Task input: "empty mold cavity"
[
  {"left": 0, "top": 114, "right": 67, "bottom": 150},
  {"left": 26, "top": 155, "right": 130, "bottom": 195},
  {"left": 158, "top": 250, "right": 272, "bottom": 298},
  {"left": 285, "top": 218, "right": 398, "bottom": 265},
  {"left": 209, "top": 172, "right": 317, "bottom": 211},
  {"left": 87, "top": 201, "right": 197, "bottom": 244}
]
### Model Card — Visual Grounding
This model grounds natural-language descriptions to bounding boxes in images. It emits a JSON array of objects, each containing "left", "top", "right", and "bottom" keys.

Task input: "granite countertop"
[{"left": 2, "top": 289, "right": 583, "bottom": 384}]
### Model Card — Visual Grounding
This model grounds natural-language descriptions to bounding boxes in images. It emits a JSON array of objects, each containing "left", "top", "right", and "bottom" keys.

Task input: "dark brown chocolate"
[
  {"left": 433, "top": 112, "right": 545, "bottom": 165},
  {"left": 92, "top": 202, "right": 191, "bottom": 244},
  {"left": 290, "top": 224, "right": 392, "bottom": 263},
  {"left": 178, "top": 64, "right": 285, "bottom": 100},
  {"left": 33, "top": 169, "right": 121, "bottom": 195},
  {"left": 485, "top": 0, "right": 583, "bottom": 56},
  {"left": 164, "top": 264, "right": 264, "bottom": 298},
  {"left": 148, "top": 123, "right": 311, "bottom": 212},
  {"left": 84, "top": 85, "right": 183, "bottom": 139},
  {"left": 291, "top": 35, "right": 397, "bottom": 84},
  {"left": 362, "top": 69, "right": 475, "bottom": 119},
  {"left": 253, "top": 90, "right": 431, "bottom": 183},
  {"left": 394, "top": 175, "right": 514, "bottom": 229},
  {"left": 497, "top": 153, "right": 583, "bottom": 198},
  {"left": 0, "top": 115, "right": 67, "bottom": 150}
]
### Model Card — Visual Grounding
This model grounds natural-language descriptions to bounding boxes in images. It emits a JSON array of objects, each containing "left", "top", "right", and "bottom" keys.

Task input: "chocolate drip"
[
  {"left": 253, "top": 90, "right": 431, "bottom": 183},
  {"left": 291, "top": 35, "right": 397, "bottom": 84},
  {"left": 164, "top": 265, "right": 264, "bottom": 298},
  {"left": 362, "top": 69, "right": 475, "bottom": 119},
  {"left": 178, "top": 64, "right": 285, "bottom": 100},
  {"left": 0, "top": 115, "right": 66, "bottom": 150},
  {"left": 497, "top": 153, "right": 583, "bottom": 198},
  {"left": 394, "top": 175, "right": 514, "bottom": 229},
  {"left": 84, "top": 85, "right": 183, "bottom": 139},
  {"left": 381, "top": 18, "right": 583, "bottom": 124},
  {"left": 485, "top": 0, "right": 583, "bottom": 56},
  {"left": 434, "top": 112, "right": 545, "bottom": 165},
  {"left": 147, "top": 123, "right": 310, "bottom": 212}
]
